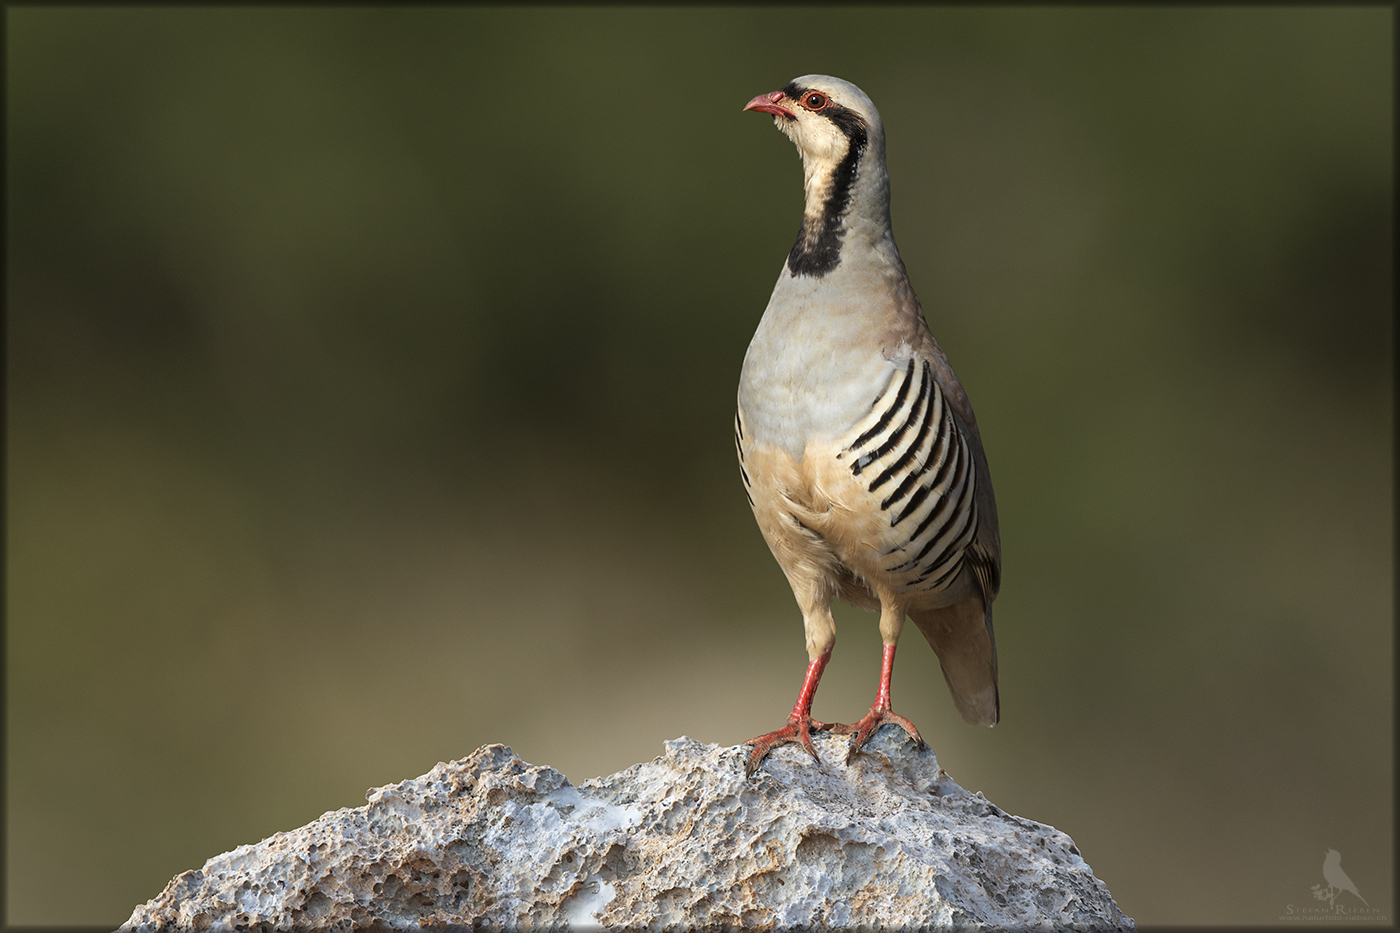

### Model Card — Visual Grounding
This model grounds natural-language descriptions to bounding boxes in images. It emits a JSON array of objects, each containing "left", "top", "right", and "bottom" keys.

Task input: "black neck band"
[{"left": 783, "top": 90, "right": 869, "bottom": 278}]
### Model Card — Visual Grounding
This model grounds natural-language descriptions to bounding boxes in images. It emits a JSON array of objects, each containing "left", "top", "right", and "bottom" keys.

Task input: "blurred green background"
[{"left": 6, "top": 7, "right": 1392, "bottom": 927}]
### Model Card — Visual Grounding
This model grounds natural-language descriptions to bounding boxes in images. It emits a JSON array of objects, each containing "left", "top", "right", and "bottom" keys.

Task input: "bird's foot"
[
  {"left": 743, "top": 714, "right": 834, "bottom": 777},
  {"left": 830, "top": 706, "right": 924, "bottom": 764}
]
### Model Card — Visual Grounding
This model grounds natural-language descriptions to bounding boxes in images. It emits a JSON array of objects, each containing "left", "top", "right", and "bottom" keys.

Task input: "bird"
[
  {"left": 736, "top": 75, "right": 1002, "bottom": 777},
  {"left": 1323, "top": 850, "right": 1367, "bottom": 906}
]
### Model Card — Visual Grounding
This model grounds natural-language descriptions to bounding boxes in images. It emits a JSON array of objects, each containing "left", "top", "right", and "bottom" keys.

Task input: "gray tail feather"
[{"left": 910, "top": 597, "right": 999, "bottom": 726}]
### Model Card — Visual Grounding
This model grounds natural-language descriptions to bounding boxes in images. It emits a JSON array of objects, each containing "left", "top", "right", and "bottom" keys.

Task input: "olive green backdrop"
[{"left": 6, "top": 7, "right": 1392, "bottom": 927}]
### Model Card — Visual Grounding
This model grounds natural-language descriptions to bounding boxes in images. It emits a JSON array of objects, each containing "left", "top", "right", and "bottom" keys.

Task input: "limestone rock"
[{"left": 121, "top": 731, "right": 1135, "bottom": 930}]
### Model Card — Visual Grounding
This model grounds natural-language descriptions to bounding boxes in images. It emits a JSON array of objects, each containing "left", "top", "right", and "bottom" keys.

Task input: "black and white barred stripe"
[
  {"left": 839, "top": 359, "right": 979, "bottom": 592},
  {"left": 735, "top": 409, "right": 754, "bottom": 507}
]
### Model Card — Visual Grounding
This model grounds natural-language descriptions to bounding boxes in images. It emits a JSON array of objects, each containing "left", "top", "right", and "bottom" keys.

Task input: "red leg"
[
  {"left": 743, "top": 649, "right": 834, "bottom": 776},
  {"left": 831, "top": 642, "right": 925, "bottom": 763}
]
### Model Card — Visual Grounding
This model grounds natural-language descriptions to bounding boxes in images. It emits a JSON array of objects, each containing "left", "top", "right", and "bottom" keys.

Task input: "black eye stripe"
[{"left": 781, "top": 83, "right": 864, "bottom": 136}]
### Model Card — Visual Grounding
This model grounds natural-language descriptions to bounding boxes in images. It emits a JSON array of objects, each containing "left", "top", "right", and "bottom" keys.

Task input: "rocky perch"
[{"left": 121, "top": 731, "right": 1134, "bottom": 930}]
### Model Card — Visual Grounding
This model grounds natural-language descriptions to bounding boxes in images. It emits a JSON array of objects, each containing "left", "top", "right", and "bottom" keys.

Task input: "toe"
[
  {"left": 844, "top": 721, "right": 879, "bottom": 763},
  {"left": 797, "top": 726, "right": 822, "bottom": 763},
  {"left": 886, "top": 711, "right": 924, "bottom": 746}
]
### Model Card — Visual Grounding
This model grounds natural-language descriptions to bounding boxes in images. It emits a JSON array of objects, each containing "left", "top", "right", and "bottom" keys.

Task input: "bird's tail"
[{"left": 910, "top": 596, "right": 999, "bottom": 726}]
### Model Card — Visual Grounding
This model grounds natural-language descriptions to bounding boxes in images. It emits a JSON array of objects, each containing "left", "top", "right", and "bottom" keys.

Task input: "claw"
[
  {"left": 831, "top": 707, "right": 925, "bottom": 764},
  {"left": 743, "top": 715, "right": 833, "bottom": 776}
]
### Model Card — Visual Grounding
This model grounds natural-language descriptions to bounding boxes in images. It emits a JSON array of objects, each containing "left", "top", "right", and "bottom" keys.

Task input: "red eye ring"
[{"left": 802, "top": 92, "right": 829, "bottom": 111}]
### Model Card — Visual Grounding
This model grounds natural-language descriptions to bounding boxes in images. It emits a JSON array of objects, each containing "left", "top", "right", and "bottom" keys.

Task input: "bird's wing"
[
  {"left": 902, "top": 327, "right": 1001, "bottom": 727},
  {"left": 824, "top": 341, "right": 997, "bottom": 608},
  {"left": 913, "top": 321, "right": 1001, "bottom": 602}
]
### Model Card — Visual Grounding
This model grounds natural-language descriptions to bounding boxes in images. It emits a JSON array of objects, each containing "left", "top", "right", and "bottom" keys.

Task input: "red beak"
[{"left": 744, "top": 90, "right": 794, "bottom": 118}]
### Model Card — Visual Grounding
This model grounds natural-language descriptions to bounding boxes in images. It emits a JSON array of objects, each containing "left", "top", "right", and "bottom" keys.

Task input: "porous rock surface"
[{"left": 121, "top": 731, "right": 1134, "bottom": 931}]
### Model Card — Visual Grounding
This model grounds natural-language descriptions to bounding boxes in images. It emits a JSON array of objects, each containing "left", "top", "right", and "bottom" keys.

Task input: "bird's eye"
[{"left": 803, "top": 92, "right": 828, "bottom": 111}]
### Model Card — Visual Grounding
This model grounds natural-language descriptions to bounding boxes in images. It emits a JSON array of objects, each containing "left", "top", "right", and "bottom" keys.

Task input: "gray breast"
[{"left": 739, "top": 278, "right": 902, "bottom": 460}]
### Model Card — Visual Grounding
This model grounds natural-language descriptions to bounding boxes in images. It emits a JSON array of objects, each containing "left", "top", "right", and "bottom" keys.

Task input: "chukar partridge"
[{"left": 737, "top": 76, "right": 1001, "bottom": 776}]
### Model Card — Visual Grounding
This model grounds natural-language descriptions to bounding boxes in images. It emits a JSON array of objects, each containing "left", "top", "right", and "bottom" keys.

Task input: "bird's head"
[
  {"left": 743, "top": 74, "right": 883, "bottom": 170},
  {"left": 743, "top": 75, "right": 892, "bottom": 273}
]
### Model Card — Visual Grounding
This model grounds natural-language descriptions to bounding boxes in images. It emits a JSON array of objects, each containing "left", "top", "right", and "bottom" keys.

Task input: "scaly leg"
[
  {"left": 743, "top": 649, "right": 834, "bottom": 776},
  {"left": 831, "top": 642, "right": 925, "bottom": 763}
]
